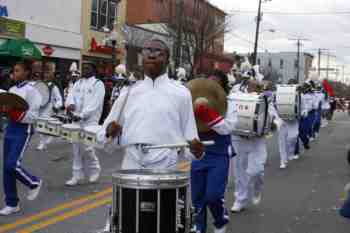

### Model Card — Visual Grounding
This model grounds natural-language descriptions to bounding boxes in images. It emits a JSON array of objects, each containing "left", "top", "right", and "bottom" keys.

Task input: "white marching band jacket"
[{"left": 65, "top": 76, "right": 105, "bottom": 126}]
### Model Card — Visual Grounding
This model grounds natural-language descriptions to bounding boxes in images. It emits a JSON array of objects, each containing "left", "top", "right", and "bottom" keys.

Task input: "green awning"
[{"left": 0, "top": 38, "right": 42, "bottom": 60}]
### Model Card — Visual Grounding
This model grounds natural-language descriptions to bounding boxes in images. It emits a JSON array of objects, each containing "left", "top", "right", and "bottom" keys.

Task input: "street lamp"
[
  {"left": 103, "top": 21, "right": 118, "bottom": 69},
  {"left": 252, "top": 0, "right": 272, "bottom": 65}
]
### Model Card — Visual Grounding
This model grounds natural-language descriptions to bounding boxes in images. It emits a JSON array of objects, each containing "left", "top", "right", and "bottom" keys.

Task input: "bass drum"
[
  {"left": 31, "top": 81, "right": 50, "bottom": 108},
  {"left": 276, "top": 85, "right": 301, "bottom": 120},
  {"left": 186, "top": 78, "right": 227, "bottom": 132},
  {"left": 230, "top": 93, "right": 269, "bottom": 137}
]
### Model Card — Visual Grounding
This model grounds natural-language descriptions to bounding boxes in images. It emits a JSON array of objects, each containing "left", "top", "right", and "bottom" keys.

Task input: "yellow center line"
[
  {"left": 17, "top": 197, "right": 112, "bottom": 233},
  {"left": 0, "top": 187, "right": 112, "bottom": 233}
]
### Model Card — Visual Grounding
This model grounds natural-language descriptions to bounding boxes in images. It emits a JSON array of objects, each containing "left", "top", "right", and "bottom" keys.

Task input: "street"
[{"left": 0, "top": 112, "right": 349, "bottom": 233}]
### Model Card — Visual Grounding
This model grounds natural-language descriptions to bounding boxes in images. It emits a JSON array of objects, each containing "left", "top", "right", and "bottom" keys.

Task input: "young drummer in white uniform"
[
  {"left": 37, "top": 63, "right": 63, "bottom": 150},
  {"left": 98, "top": 39, "right": 204, "bottom": 169},
  {"left": 230, "top": 75, "right": 283, "bottom": 213},
  {"left": 278, "top": 79, "right": 300, "bottom": 169},
  {"left": 0, "top": 61, "right": 42, "bottom": 215},
  {"left": 65, "top": 62, "right": 105, "bottom": 186}
]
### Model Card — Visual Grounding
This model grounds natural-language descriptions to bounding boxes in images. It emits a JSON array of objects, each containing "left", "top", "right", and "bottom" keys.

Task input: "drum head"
[
  {"left": 32, "top": 81, "right": 50, "bottom": 107},
  {"left": 84, "top": 125, "right": 102, "bottom": 133},
  {"left": 112, "top": 169, "right": 189, "bottom": 189},
  {"left": 0, "top": 92, "right": 29, "bottom": 110}
]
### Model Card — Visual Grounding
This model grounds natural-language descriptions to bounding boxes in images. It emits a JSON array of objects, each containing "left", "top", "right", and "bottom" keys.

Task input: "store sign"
[
  {"left": 0, "top": 5, "right": 8, "bottom": 17},
  {"left": 0, "top": 17, "right": 25, "bottom": 38},
  {"left": 89, "top": 37, "right": 123, "bottom": 56},
  {"left": 42, "top": 45, "right": 54, "bottom": 56}
]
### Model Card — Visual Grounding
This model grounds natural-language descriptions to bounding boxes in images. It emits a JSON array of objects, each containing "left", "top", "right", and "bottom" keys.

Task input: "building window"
[
  {"left": 91, "top": 0, "right": 118, "bottom": 30},
  {"left": 294, "top": 59, "right": 298, "bottom": 69},
  {"left": 280, "top": 59, "right": 284, "bottom": 69},
  {"left": 91, "top": 0, "right": 99, "bottom": 28},
  {"left": 257, "top": 58, "right": 261, "bottom": 65},
  {"left": 268, "top": 59, "right": 272, "bottom": 67}
]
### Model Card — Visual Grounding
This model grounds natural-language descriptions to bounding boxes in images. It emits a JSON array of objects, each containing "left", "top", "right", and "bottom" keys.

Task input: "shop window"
[
  {"left": 257, "top": 58, "right": 261, "bottom": 65},
  {"left": 91, "top": 0, "right": 119, "bottom": 30}
]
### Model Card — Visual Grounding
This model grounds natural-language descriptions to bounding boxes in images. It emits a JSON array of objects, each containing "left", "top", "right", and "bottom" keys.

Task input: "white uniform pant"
[
  {"left": 232, "top": 137, "right": 267, "bottom": 206},
  {"left": 72, "top": 143, "right": 100, "bottom": 178},
  {"left": 278, "top": 121, "right": 299, "bottom": 164},
  {"left": 121, "top": 146, "right": 178, "bottom": 170},
  {"left": 39, "top": 134, "right": 54, "bottom": 147}
]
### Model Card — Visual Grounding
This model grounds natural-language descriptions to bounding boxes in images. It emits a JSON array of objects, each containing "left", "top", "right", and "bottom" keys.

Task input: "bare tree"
[{"left": 156, "top": 0, "right": 232, "bottom": 76}]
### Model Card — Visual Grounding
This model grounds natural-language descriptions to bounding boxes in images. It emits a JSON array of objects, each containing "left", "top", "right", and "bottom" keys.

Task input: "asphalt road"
[{"left": 0, "top": 112, "right": 349, "bottom": 233}]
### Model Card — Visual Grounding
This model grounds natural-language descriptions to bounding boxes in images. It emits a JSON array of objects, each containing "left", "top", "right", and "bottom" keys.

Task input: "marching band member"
[
  {"left": 191, "top": 70, "right": 237, "bottom": 233},
  {"left": 65, "top": 62, "right": 105, "bottom": 186},
  {"left": 312, "top": 84, "right": 324, "bottom": 139},
  {"left": 0, "top": 61, "right": 42, "bottom": 215},
  {"left": 110, "top": 64, "right": 127, "bottom": 106},
  {"left": 97, "top": 39, "right": 204, "bottom": 169},
  {"left": 298, "top": 83, "right": 312, "bottom": 151},
  {"left": 278, "top": 79, "right": 300, "bottom": 169},
  {"left": 231, "top": 78, "right": 282, "bottom": 213},
  {"left": 37, "top": 63, "right": 63, "bottom": 150}
]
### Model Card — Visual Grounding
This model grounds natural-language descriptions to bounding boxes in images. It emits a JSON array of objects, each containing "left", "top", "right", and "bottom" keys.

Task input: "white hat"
[
  {"left": 115, "top": 64, "right": 127, "bottom": 75},
  {"left": 240, "top": 57, "right": 252, "bottom": 74},
  {"left": 176, "top": 67, "right": 187, "bottom": 81},
  {"left": 69, "top": 62, "right": 78, "bottom": 72}
]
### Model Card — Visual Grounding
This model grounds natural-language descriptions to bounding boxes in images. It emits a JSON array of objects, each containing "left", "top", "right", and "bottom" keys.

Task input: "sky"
[{"left": 210, "top": 0, "right": 350, "bottom": 67}]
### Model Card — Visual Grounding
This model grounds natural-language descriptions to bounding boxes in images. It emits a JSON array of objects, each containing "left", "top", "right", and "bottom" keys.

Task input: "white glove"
[
  {"left": 274, "top": 119, "right": 283, "bottom": 131},
  {"left": 301, "top": 110, "right": 308, "bottom": 117}
]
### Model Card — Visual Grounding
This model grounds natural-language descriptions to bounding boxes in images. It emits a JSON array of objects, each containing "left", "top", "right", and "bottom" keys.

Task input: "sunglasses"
[{"left": 142, "top": 47, "right": 165, "bottom": 57}]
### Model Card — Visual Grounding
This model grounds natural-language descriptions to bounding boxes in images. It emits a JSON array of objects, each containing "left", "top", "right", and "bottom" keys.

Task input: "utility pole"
[
  {"left": 326, "top": 52, "right": 330, "bottom": 79},
  {"left": 289, "top": 38, "right": 309, "bottom": 83},
  {"left": 318, "top": 48, "right": 328, "bottom": 77},
  {"left": 252, "top": 0, "right": 272, "bottom": 65},
  {"left": 252, "top": 0, "right": 262, "bottom": 65}
]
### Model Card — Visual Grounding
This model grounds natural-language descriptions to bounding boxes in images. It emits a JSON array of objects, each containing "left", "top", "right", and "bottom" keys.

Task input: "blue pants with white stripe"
[
  {"left": 191, "top": 155, "right": 230, "bottom": 233},
  {"left": 3, "top": 121, "right": 40, "bottom": 207},
  {"left": 299, "top": 117, "right": 310, "bottom": 148}
]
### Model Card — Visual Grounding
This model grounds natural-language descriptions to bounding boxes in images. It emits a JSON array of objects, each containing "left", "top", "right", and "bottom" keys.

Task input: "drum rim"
[
  {"left": 61, "top": 124, "right": 81, "bottom": 129},
  {"left": 112, "top": 169, "right": 189, "bottom": 188}
]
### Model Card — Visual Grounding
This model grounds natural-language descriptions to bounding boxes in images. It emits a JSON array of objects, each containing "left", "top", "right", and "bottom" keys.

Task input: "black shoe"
[{"left": 304, "top": 144, "right": 310, "bottom": 150}]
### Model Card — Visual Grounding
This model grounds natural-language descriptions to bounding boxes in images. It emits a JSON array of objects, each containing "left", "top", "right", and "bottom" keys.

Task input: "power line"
[{"left": 230, "top": 10, "right": 350, "bottom": 16}]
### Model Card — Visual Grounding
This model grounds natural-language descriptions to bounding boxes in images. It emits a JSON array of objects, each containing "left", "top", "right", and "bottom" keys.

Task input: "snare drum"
[
  {"left": 60, "top": 124, "right": 81, "bottom": 143},
  {"left": 111, "top": 169, "right": 191, "bottom": 233},
  {"left": 276, "top": 85, "right": 301, "bottom": 120},
  {"left": 46, "top": 120, "right": 62, "bottom": 136},
  {"left": 36, "top": 117, "right": 55, "bottom": 135},
  {"left": 81, "top": 125, "right": 102, "bottom": 147},
  {"left": 230, "top": 93, "right": 269, "bottom": 137}
]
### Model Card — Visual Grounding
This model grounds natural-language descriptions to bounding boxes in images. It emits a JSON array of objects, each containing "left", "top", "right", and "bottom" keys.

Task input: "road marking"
[
  {"left": 17, "top": 197, "right": 112, "bottom": 233},
  {"left": 0, "top": 188, "right": 112, "bottom": 233}
]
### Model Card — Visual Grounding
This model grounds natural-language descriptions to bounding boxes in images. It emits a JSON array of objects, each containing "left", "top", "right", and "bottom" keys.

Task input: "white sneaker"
[
  {"left": 0, "top": 206, "right": 20, "bottom": 215},
  {"left": 27, "top": 180, "right": 42, "bottom": 201},
  {"left": 280, "top": 163, "right": 287, "bottom": 169},
  {"left": 214, "top": 225, "right": 227, "bottom": 233},
  {"left": 252, "top": 191, "right": 262, "bottom": 205},
  {"left": 65, "top": 176, "right": 84, "bottom": 186},
  {"left": 310, "top": 137, "right": 315, "bottom": 142},
  {"left": 230, "top": 202, "right": 245, "bottom": 213},
  {"left": 89, "top": 170, "right": 101, "bottom": 183},
  {"left": 36, "top": 143, "right": 46, "bottom": 151},
  {"left": 291, "top": 154, "right": 300, "bottom": 160},
  {"left": 315, "top": 133, "right": 319, "bottom": 139}
]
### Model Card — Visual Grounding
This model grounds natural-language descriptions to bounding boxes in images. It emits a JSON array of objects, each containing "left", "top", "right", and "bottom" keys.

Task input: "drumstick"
[
  {"left": 142, "top": 141, "right": 215, "bottom": 150},
  {"left": 106, "top": 84, "right": 133, "bottom": 143}
]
